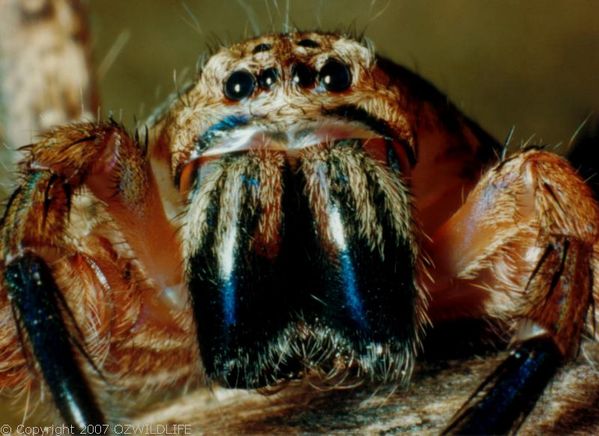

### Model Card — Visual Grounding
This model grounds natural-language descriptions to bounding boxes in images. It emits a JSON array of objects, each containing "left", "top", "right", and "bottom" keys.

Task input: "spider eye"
[
  {"left": 291, "top": 63, "right": 316, "bottom": 88},
  {"left": 224, "top": 70, "right": 256, "bottom": 101},
  {"left": 297, "top": 39, "right": 320, "bottom": 48},
  {"left": 319, "top": 59, "right": 352, "bottom": 92},
  {"left": 258, "top": 68, "right": 279, "bottom": 89}
]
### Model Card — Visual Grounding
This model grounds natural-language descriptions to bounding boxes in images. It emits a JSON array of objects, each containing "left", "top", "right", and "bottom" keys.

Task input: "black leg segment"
[
  {"left": 443, "top": 336, "right": 562, "bottom": 435},
  {"left": 4, "top": 253, "right": 105, "bottom": 428}
]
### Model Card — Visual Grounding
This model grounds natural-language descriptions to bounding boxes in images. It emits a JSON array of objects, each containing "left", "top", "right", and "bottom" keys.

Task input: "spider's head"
[{"left": 155, "top": 32, "right": 437, "bottom": 389}]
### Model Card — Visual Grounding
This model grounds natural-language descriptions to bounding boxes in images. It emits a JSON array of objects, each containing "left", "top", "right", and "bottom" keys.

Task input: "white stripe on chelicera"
[
  {"left": 218, "top": 170, "right": 244, "bottom": 326},
  {"left": 328, "top": 205, "right": 347, "bottom": 250}
]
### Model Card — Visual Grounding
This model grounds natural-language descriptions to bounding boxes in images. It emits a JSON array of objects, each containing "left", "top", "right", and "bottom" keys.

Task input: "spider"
[{"left": 1, "top": 5, "right": 598, "bottom": 435}]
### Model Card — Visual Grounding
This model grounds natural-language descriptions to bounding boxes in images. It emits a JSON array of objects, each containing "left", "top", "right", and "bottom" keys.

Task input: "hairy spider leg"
[
  {"left": 427, "top": 150, "right": 598, "bottom": 433},
  {"left": 1, "top": 165, "right": 106, "bottom": 427},
  {"left": 4, "top": 254, "right": 105, "bottom": 427},
  {"left": 444, "top": 336, "right": 561, "bottom": 434},
  {"left": 0, "top": 122, "right": 186, "bottom": 427}
]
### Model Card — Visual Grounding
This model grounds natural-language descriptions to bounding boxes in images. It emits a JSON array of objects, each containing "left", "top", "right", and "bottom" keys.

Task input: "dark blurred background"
[{"left": 90, "top": 0, "right": 599, "bottom": 147}]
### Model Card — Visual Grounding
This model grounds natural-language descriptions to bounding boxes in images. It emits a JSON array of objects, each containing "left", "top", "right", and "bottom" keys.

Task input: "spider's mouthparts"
[
  {"left": 182, "top": 129, "right": 426, "bottom": 389},
  {"left": 177, "top": 119, "right": 411, "bottom": 196},
  {"left": 198, "top": 121, "right": 383, "bottom": 157}
]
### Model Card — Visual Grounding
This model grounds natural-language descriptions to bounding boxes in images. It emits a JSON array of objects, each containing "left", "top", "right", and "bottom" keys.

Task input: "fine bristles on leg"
[
  {"left": 429, "top": 149, "right": 599, "bottom": 432},
  {"left": 443, "top": 336, "right": 561, "bottom": 435},
  {"left": 4, "top": 254, "right": 105, "bottom": 428}
]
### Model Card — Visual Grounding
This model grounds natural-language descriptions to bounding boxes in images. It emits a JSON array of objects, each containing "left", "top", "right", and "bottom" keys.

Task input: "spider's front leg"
[
  {"left": 427, "top": 149, "right": 599, "bottom": 434},
  {"left": 0, "top": 122, "right": 184, "bottom": 427}
]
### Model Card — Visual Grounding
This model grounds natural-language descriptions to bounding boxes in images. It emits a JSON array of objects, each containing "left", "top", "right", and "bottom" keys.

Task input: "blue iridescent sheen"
[
  {"left": 445, "top": 336, "right": 560, "bottom": 434},
  {"left": 241, "top": 174, "right": 260, "bottom": 188},
  {"left": 197, "top": 115, "right": 249, "bottom": 151},
  {"left": 222, "top": 277, "right": 237, "bottom": 326},
  {"left": 338, "top": 249, "right": 368, "bottom": 330},
  {"left": 4, "top": 254, "right": 105, "bottom": 428}
]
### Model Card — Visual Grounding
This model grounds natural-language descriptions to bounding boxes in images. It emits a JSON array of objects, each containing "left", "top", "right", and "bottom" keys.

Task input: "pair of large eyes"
[{"left": 224, "top": 59, "right": 352, "bottom": 101}]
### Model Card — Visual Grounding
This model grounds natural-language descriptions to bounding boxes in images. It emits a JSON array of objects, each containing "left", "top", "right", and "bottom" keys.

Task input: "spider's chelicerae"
[{"left": 1, "top": 3, "right": 599, "bottom": 435}]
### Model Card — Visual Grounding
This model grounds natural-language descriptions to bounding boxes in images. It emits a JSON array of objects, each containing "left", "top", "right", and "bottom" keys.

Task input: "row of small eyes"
[{"left": 224, "top": 58, "right": 352, "bottom": 101}]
